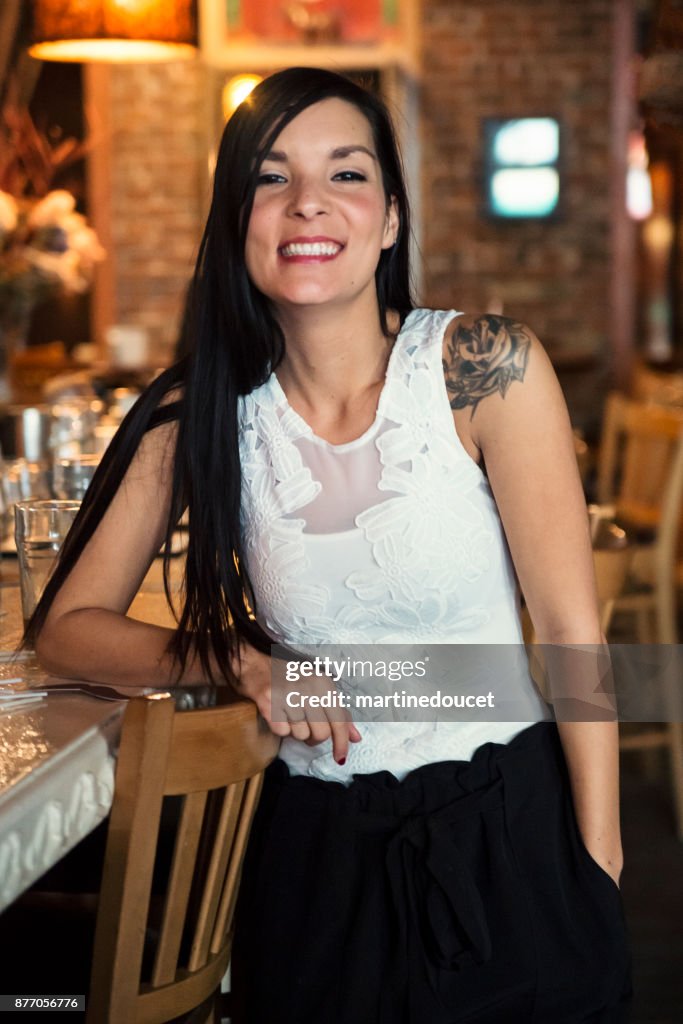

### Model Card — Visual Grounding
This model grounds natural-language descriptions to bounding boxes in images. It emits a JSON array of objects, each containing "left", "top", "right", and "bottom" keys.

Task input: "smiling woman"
[{"left": 25, "top": 68, "right": 631, "bottom": 1023}]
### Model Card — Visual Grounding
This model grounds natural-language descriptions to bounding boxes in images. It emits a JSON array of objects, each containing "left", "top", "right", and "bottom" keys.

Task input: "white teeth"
[{"left": 281, "top": 242, "right": 341, "bottom": 257}]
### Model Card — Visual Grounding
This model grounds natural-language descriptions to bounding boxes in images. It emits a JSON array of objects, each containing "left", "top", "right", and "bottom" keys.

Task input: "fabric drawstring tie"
[{"left": 350, "top": 775, "right": 505, "bottom": 1021}]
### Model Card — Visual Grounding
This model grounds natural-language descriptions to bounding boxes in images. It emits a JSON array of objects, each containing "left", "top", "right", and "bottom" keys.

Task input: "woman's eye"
[
  {"left": 332, "top": 170, "right": 367, "bottom": 182},
  {"left": 257, "top": 172, "right": 286, "bottom": 185}
]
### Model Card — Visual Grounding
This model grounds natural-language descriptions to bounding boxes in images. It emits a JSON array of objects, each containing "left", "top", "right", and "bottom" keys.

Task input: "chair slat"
[
  {"left": 151, "top": 790, "right": 208, "bottom": 987},
  {"left": 188, "top": 781, "right": 245, "bottom": 972},
  {"left": 87, "top": 695, "right": 176, "bottom": 1024},
  {"left": 211, "top": 772, "right": 265, "bottom": 955}
]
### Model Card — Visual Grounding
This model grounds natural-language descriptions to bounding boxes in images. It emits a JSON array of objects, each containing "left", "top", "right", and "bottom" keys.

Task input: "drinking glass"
[
  {"left": 49, "top": 398, "right": 101, "bottom": 459},
  {"left": 14, "top": 500, "right": 81, "bottom": 627},
  {"left": 0, "top": 458, "right": 51, "bottom": 541},
  {"left": 53, "top": 453, "right": 101, "bottom": 500}
]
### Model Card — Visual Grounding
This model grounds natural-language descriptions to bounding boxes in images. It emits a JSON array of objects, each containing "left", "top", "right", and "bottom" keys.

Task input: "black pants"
[{"left": 232, "top": 722, "right": 632, "bottom": 1023}]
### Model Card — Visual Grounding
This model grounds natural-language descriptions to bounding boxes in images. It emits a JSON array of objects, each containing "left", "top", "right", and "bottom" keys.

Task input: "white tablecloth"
[{"left": 0, "top": 560, "right": 181, "bottom": 911}]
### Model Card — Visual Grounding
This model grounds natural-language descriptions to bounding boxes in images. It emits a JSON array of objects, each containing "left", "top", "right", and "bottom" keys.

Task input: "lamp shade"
[{"left": 29, "top": 0, "right": 198, "bottom": 63}]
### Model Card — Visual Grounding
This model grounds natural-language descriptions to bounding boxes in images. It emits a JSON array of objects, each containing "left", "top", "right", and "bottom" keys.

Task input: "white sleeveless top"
[{"left": 238, "top": 308, "right": 551, "bottom": 782}]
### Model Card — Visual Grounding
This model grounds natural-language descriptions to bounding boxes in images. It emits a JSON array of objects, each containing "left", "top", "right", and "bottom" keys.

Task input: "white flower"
[
  {"left": 378, "top": 365, "right": 456, "bottom": 466},
  {"left": 357, "top": 454, "right": 488, "bottom": 554},
  {"left": 346, "top": 532, "right": 427, "bottom": 603},
  {"left": 248, "top": 541, "right": 328, "bottom": 640},
  {"left": 240, "top": 464, "right": 318, "bottom": 561},
  {"left": 62, "top": 216, "right": 105, "bottom": 264},
  {"left": 373, "top": 596, "right": 490, "bottom": 643},
  {"left": 293, "top": 605, "right": 379, "bottom": 645},
  {"left": 27, "top": 189, "right": 76, "bottom": 228},
  {"left": 241, "top": 386, "right": 312, "bottom": 481},
  {"left": 1, "top": 189, "right": 104, "bottom": 309}
]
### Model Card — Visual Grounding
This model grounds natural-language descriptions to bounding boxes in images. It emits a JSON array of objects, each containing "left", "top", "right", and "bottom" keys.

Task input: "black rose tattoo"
[{"left": 443, "top": 315, "right": 531, "bottom": 417}]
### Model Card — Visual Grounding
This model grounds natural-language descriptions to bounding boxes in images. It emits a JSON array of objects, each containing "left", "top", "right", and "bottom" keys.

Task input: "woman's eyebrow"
[
  {"left": 330, "top": 145, "right": 377, "bottom": 161},
  {"left": 262, "top": 144, "right": 377, "bottom": 163}
]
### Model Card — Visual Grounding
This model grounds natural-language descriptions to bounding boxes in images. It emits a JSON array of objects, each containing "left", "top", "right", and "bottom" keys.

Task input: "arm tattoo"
[{"left": 442, "top": 315, "right": 532, "bottom": 418}]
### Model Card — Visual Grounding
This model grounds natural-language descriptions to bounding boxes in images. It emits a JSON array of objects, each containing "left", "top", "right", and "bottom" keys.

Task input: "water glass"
[
  {"left": 0, "top": 458, "right": 51, "bottom": 540},
  {"left": 49, "top": 398, "right": 101, "bottom": 459},
  {"left": 14, "top": 499, "right": 81, "bottom": 627},
  {"left": 53, "top": 453, "right": 101, "bottom": 501}
]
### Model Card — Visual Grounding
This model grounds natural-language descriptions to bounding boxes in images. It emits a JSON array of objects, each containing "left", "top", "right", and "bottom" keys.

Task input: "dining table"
[{"left": 0, "top": 553, "right": 182, "bottom": 913}]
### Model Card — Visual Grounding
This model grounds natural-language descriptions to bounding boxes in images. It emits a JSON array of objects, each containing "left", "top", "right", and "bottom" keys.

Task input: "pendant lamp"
[{"left": 29, "top": 0, "right": 198, "bottom": 63}]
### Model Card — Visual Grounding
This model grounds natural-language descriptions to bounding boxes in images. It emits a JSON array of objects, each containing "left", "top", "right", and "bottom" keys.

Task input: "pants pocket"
[{"left": 575, "top": 832, "right": 622, "bottom": 899}]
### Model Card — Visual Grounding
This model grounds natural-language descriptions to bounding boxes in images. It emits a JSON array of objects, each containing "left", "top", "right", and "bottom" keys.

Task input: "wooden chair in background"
[
  {"left": 86, "top": 694, "right": 279, "bottom": 1024},
  {"left": 596, "top": 391, "right": 683, "bottom": 643},
  {"left": 596, "top": 391, "right": 683, "bottom": 839}
]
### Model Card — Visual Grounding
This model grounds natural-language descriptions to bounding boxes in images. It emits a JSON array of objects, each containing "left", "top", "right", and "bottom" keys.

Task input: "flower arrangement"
[
  {"left": 0, "top": 83, "right": 105, "bottom": 346},
  {"left": 0, "top": 188, "right": 104, "bottom": 332}
]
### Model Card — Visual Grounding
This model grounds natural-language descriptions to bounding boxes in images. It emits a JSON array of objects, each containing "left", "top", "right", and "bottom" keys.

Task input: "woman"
[{"left": 30, "top": 68, "right": 631, "bottom": 1022}]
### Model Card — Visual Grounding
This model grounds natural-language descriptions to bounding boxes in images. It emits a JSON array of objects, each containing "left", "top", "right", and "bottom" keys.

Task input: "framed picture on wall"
[
  {"left": 198, "top": 0, "right": 418, "bottom": 72},
  {"left": 483, "top": 116, "right": 562, "bottom": 220}
]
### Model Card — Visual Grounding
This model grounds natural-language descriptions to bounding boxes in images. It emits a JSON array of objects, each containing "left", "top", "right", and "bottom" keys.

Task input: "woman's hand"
[
  {"left": 230, "top": 641, "right": 362, "bottom": 765},
  {"left": 581, "top": 832, "right": 624, "bottom": 888}
]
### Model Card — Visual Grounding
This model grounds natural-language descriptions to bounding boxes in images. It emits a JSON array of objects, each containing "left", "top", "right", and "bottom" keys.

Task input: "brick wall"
[
  {"left": 105, "top": 60, "right": 206, "bottom": 364},
  {"left": 420, "top": 0, "right": 625, "bottom": 430}
]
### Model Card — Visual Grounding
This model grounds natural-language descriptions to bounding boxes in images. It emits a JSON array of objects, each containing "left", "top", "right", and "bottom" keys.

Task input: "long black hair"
[{"left": 25, "top": 67, "right": 414, "bottom": 682}]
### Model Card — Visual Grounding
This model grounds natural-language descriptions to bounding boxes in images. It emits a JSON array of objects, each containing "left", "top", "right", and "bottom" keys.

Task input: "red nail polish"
[{"left": 337, "top": 757, "right": 346, "bottom": 766}]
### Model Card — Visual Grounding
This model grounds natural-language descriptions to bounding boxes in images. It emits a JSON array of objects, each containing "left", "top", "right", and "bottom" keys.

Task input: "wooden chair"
[
  {"left": 596, "top": 392, "right": 683, "bottom": 838},
  {"left": 596, "top": 391, "right": 683, "bottom": 642},
  {"left": 86, "top": 693, "right": 279, "bottom": 1024}
]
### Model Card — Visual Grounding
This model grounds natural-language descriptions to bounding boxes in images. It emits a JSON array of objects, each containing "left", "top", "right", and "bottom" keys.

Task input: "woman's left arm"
[{"left": 444, "top": 313, "right": 623, "bottom": 886}]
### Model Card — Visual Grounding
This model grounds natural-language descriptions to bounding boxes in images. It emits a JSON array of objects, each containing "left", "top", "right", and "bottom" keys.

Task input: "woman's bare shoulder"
[
  {"left": 442, "top": 312, "right": 541, "bottom": 421},
  {"left": 128, "top": 384, "right": 184, "bottom": 474}
]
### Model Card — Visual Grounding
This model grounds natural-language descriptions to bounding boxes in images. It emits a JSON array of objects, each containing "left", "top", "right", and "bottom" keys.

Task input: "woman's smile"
[{"left": 278, "top": 236, "right": 345, "bottom": 261}]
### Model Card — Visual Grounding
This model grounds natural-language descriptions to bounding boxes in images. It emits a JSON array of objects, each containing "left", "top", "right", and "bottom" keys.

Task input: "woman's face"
[{"left": 245, "top": 97, "right": 398, "bottom": 316}]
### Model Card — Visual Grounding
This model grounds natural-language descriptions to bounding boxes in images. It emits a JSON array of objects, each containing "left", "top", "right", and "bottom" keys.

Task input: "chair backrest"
[
  {"left": 86, "top": 694, "right": 280, "bottom": 1024},
  {"left": 596, "top": 391, "right": 683, "bottom": 528},
  {"left": 630, "top": 361, "right": 683, "bottom": 409},
  {"left": 655, "top": 428, "right": 683, "bottom": 643}
]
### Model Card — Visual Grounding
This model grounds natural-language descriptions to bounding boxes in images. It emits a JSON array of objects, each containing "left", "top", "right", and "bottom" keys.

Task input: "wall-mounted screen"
[{"left": 484, "top": 117, "right": 561, "bottom": 219}]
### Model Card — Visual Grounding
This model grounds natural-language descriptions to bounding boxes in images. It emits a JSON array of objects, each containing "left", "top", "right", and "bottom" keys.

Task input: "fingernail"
[{"left": 336, "top": 757, "right": 346, "bottom": 766}]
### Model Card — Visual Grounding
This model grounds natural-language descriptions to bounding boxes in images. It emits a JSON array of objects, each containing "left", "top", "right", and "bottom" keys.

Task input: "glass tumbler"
[
  {"left": 14, "top": 499, "right": 81, "bottom": 627},
  {"left": 53, "top": 453, "right": 101, "bottom": 501}
]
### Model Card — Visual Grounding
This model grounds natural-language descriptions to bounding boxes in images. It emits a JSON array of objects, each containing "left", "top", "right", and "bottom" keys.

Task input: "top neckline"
[{"left": 268, "top": 308, "right": 423, "bottom": 452}]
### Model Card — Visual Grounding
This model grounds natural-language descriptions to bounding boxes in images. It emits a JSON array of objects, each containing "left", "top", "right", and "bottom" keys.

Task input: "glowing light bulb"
[{"left": 222, "top": 75, "right": 263, "bottom": 120}]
